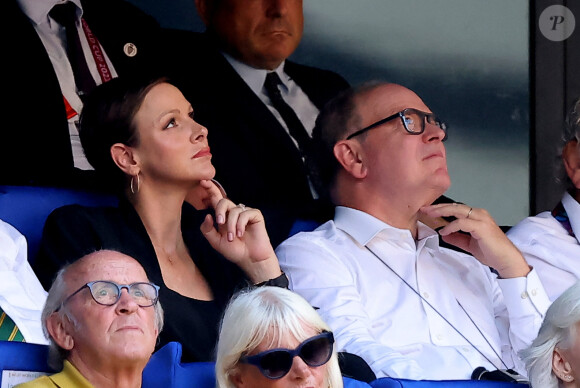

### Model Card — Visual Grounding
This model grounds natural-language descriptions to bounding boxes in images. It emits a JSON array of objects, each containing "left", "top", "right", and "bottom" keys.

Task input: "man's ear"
[
  {"left": 563, "top": 140, "right": 580, "bottom": 189},
  {"left": 194, "top": 0, "right": 211, "bottom": 26},
  {"left": 46, "top": 313, "right": 75, "bottom": 351},
  {"left": 110, "top": 143, "right": 139, "bottom": 177},
  {"left": 333, "top": 140, "right": 367, "bottom": 179},
  {"left": 553, "top": 347, "right": 575, "bottom": 383}
]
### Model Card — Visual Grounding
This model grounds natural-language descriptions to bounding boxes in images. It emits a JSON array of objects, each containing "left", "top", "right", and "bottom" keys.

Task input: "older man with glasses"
[
  {"left": 17, "top": 249, "right": 163, "bottom": 388},
  {"left": 276, "top": 81, "right": 550, "bottom": 381}
]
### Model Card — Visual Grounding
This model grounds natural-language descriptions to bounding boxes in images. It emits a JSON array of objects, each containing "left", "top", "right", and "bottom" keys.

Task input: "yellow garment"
[{"left": 16, "top": 360, "right": 94, "bottom": 388}]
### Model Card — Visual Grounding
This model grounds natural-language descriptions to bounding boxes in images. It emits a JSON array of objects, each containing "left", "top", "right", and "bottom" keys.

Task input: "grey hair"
[
  {"left": 563, "top": 98, "right": 580, "bottom": 143},
  {"left": 42, "top": 255, "right": 164, "bottom": 370},
  {"left": 215, "top": 287, "right": 343, "bottom": 388},
  {"left": 556, "top": 98, "right": 580, "bottom": 189},
  {"left": 520, "top": 280, "right": 580, "bottom": 388}
]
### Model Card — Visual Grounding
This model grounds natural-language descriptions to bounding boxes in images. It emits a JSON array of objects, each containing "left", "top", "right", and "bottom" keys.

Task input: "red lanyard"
[
  {"left": 80, "top": 18, "right": 112, "bottom": 83},
  {"left": 62, "top": 19, "right": 113, "bottom": 119}
]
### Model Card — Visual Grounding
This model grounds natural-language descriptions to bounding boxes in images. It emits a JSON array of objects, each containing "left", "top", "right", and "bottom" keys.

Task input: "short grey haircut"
[
  {"left": 563, "top": 97, "right": 580, "bottom": 143},
  {"left": 308, "top": 80, "right": 385, "bottom": 202},
  {"left": 520, "top": 280, "right": 580, "bottom": 388},
  {"left": 215, "top": 287, "right": 343, "bottom": 388},
  {"left": 556, "top": 97, "right": 580, "bottom": 189},
  {"left": 42, "top": 252, "right": 164, "bottom": 370}
]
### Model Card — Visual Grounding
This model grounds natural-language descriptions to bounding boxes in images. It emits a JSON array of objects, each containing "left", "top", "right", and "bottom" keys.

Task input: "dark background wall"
[{"left": 127, "top": 0, "right": 579, "bottom": 226}]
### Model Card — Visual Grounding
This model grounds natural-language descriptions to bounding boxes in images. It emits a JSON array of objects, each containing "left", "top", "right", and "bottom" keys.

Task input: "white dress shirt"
[
  {"left": 17, "top": 0, "right": 117, "bottom": 170},
  {"left": 507, "top": 191, "right": 580, "bottom": 302},
  {"left": 276, "top": 206, "right": 550, "bottom": 380},
  {"left": 0, "top": 220, "right": 48, "bottom": 344}
]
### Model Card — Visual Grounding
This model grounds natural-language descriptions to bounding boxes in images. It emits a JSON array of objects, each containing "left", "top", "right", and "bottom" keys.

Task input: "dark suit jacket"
[
  {"left": 162, "top": 31, "right": 350, "bottom": 245},
  {"left": 1, "top": 0, "right": 163, "bottom": 188}
]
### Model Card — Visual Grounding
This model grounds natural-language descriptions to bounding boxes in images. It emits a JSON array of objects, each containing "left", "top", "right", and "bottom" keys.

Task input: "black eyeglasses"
[
  {"left": 58, "top": 281, "right": 160, "bottom": 310},
  {"left": 240, "top": 331, "right": 334, "bottom": 379},
  {"left": 346, "top": 108, "right": 448, "bottom": 141}
]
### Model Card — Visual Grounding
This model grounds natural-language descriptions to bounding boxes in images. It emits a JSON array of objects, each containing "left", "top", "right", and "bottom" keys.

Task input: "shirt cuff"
[{"left": 497, "top": 267, "right": 550, "bottom": 317}]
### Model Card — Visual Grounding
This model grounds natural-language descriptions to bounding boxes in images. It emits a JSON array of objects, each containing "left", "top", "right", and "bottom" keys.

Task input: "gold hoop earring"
[{"left": 130, "top": 173, "right": 140, "bottom": 194}]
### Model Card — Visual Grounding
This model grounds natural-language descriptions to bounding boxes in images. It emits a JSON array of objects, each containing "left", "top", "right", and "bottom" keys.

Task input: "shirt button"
[
  {"left": 521, "top": 291, "right": 528, "bottom": 299},
  {"left": 531, "top": 289, "right": 537, "bottom": 296},
  {"left": 436, "top": 334, "right": 443, "bottom": 341},
  {"left": 423, "top": 292, "right": 430, "bottom": 299},
  {"left": 463, "top": 347, "right": 471, "bottom": 352}
]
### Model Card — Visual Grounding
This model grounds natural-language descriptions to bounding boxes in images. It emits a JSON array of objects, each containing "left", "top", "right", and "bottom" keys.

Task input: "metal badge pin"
[{"left": 123, "top": 43, "right": 137, "bottom": 57}]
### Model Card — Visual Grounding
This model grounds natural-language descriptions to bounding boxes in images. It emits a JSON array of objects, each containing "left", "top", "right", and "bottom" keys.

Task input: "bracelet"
[{"left": 255, "top": 272, "right": 289, "bottom": 289}]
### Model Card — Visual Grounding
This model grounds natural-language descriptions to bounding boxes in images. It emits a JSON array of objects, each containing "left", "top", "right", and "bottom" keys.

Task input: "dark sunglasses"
[{"left": 240, "top": 331, "right": 334, "bottom": 379}]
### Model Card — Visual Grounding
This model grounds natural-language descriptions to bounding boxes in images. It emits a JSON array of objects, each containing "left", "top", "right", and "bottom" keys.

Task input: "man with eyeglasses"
[
  {"left": 276, "top": 82, "right": 550, "bottom": 381},
  {"left": 17, "top": 249, "right": 163, "bottom": 388}
]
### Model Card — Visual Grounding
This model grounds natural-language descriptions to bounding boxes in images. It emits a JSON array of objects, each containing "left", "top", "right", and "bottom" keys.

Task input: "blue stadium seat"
[
  {"left": 369, "top": 377, "right": 529, "bottom": 387},
  {"left": 142, "top": 342, "right": 215, "bottom": 388},
  {"left": 143, "top": 342, "right": 374, "bottom": 388},
  {"left": 0, "top": 185, "right": 117, "bottom": 264},
  {"left": 0, "top": 341, "right": 55, "bottom": 386},
  {"left": 288, "top": 218, "right": 321, "bottom": 237}
]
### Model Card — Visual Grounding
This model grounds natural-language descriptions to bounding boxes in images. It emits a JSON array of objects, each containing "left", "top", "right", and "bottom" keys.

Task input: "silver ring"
[
  {"left": 466, "top": 207, "right": 473, "bottom": 219},
  {"left": 238, "top": 203, "right": 246, "bottom": 211}
]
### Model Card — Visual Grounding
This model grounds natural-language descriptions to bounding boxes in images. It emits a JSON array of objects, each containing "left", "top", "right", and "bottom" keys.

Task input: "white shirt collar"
[
  {"left": 333, "top": 206, "right": 439, "bottom": 246},
  {"left": 222, "top": 52, "right": 288, "bottom": 96},
  {"left": 18, "top": 0, "right": 84, "bottom": 26},
  {"left": 561, "top": 191, "right": 580, "bottom": 238}
]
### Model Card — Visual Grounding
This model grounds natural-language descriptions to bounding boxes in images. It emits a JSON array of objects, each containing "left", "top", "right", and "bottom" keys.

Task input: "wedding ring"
[
  {"left": 466, "top": 207, "right": 473, "bottom": 219},
  {"left": 238, "top": 203, "right": 246, "bottom": 211}
]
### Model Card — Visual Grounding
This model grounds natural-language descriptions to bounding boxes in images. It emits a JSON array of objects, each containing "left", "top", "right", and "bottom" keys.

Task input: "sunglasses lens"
[
  {"left": 242, "top": 333, "right": 334, "bottom": 379},
  {"left": 300, "top": 336, "right": 333, "bottom": 367},
  {"left": 259, "top": 351, "right": 293, "bottom": 379}
]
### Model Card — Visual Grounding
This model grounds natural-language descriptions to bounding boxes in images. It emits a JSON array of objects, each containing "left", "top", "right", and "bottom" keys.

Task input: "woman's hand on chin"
[
  {"left": 200, "top": 199, "right": 281, "bottom": 281},
  {"left": 185, "top": 179, "right": 227, "bottom": 210}
]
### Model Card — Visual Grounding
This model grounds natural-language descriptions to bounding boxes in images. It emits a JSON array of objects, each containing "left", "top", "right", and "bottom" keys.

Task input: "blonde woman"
[{"left": 216, "top": 287, "right": 343, "bottom": 388}]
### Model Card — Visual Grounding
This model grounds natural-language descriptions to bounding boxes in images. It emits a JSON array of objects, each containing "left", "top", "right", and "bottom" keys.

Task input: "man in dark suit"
[
  {"left": 2, "top": 0, "right": 163, "bottom": 188},
  {"left": 163, "top": 0, "right": 349, "bottom": 246}
]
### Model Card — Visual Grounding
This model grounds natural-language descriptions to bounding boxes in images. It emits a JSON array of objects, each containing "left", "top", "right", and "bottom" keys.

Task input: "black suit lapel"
[{"left": 205, "top": 51, "right": 305, "bottom": 163}]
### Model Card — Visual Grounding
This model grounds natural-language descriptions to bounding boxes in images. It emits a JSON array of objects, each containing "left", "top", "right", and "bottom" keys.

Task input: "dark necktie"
[
  {"left": 264, "top": 72, "right": 312, "bottom": 155},
  {"left": 0, "top": 306, "right": 25, "bottom": 342},
  {"left": 50, "top": 2, "right": 96, "bottom": 98}
]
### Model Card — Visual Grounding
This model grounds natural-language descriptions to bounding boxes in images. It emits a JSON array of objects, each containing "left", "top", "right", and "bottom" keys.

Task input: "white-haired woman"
[
  {"left": 520, "top": 280, "right": 580, "bottom": 387},
  {"left": 216, "top": 286, "right": 343, "bottom": 388}
]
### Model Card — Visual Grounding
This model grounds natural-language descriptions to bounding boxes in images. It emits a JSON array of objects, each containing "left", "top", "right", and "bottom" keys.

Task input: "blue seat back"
[
  {"left": 0, "top": 341, "right": 55, "bottom": 386},
  {"left": 143, "top": 342, "right": 375, "bottom": 388},
  {"left": 288, "top": 218, "right": 321, "bottom": 237},
  {"left": 143, "top": 342, "right": 215, "bottom": 388},
  {"left": 0, "top": 185, "right": 117, "bottom": 264},
  {"left": 370, "top": 377, "right": 529, "bottom": 387}
]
